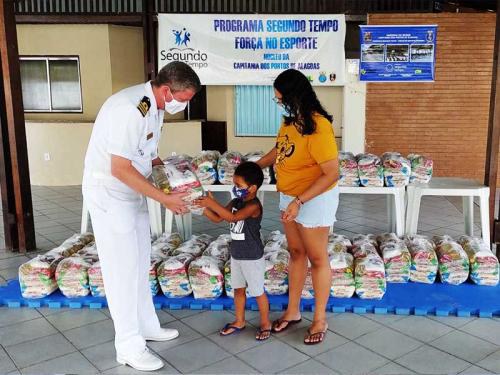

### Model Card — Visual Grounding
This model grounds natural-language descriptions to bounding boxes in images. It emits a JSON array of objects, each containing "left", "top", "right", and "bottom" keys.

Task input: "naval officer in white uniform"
[{"left": 82, "top": 61, "right": 201, "bottom": 371}]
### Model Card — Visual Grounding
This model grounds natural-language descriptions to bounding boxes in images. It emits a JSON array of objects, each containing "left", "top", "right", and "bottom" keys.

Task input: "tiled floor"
[{"left": 0, "top": 185, "right": 498, "bottom": 374}]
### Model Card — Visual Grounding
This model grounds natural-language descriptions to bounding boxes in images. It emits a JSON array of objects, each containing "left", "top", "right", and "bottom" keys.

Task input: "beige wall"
[
  {"left": 109, "top": 25, "right": 145, "bottom": 93},
  {"left": 26, "top": 122, "right": 93, "bottom": 186},
  {"left": 206, "top": 86, "right": 343, "bottom": 153},
  {"left": 159, "top": 121, "right": 202, "bottom": 157},
  {"left": 26, "top": 121, "right": 203, "bottom": 186},
  {"left": 17, "top": 24, "right": 145, "bottom": 122},
  {"left": 18, "top": 24, "right": 112, "bottom": 122}
]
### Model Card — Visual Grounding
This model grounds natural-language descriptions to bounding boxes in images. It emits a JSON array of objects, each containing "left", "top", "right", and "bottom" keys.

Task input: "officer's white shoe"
[
  {"left": 116, "top": 348, "right": 164, "bottom": 372},
  {"left": 144, "top": 328, "right": 179, "bottom": 342}
]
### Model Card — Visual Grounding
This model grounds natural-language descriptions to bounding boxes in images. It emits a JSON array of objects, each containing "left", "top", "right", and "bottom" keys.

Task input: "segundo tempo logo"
[{"left": 160, "top": 27, "right": 208, "bottom": 69}]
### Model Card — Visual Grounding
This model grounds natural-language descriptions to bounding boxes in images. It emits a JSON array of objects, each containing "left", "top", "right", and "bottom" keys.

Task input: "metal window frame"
[{"left": 20, "top": 56, "right": 83, "bottom": 113}]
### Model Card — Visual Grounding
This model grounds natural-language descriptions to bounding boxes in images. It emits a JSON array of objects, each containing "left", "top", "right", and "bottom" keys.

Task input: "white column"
[{"left": 342, "top": 59, "right": 367, "bottom": 154}]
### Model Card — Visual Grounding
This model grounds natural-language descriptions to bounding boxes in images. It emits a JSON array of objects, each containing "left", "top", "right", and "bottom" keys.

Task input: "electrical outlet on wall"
[{"left": 44, "top": 153, "right": 51, "bottom": 161}]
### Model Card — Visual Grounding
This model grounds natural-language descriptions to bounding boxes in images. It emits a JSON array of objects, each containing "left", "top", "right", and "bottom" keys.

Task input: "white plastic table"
[
  {"left": 149, "top": 184, "right": 406, "bottom": 240},
  {"left": 405, "top": 177, "right": 490, "bottom": 241}
]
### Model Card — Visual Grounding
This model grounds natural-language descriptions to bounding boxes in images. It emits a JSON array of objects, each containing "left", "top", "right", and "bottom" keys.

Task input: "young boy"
[{"left": 195, "top": 162, "right": 271, "bottom": 341}]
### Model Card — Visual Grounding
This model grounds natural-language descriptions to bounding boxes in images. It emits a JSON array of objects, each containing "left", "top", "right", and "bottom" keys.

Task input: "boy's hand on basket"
[{"left": 194, "top": 192, "right": 216, "bottom": 208}]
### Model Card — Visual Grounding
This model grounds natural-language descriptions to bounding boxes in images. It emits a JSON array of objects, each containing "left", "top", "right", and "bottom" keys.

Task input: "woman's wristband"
[{"left": 295, "top": 196, "right": 304, "bottom": 206}]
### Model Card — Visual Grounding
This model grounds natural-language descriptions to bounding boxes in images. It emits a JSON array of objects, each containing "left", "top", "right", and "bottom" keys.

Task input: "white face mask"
[{"left": 164, "top": 89, "right": 188, "bottom": 114}]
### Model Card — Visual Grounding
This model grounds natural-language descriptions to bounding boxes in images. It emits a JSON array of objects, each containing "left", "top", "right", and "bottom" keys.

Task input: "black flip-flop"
[
  {"left": 255, "top": 328, "right": 272, "bottom": 341},
  {"left": 271, "top": 318, "right": 302, "bottom": 333},
  {"left": 304, "top": 328, "right": 327, "bottom": 345},
  {"left": 219, "top": 323, "right": 246, "bottom": 336}
]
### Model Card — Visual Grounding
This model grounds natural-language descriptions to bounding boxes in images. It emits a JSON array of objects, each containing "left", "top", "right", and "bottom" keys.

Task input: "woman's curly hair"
[{"left": 273, "top": 69, "right": 333, "bottom": 135}]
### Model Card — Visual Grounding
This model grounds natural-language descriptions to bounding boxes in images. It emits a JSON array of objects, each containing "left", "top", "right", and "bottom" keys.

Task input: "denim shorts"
[{"left": 279, "top": 185, "right": 340, "bottom": 228}]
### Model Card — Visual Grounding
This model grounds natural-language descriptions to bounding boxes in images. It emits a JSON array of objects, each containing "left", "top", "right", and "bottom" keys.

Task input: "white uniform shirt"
[{"left": 83, "top": 82, "right": 164, "bottom": 195}]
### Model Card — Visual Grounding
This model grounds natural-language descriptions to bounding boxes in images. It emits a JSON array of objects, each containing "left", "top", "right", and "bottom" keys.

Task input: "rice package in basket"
[
  {"left": 264, "top": 230, "right": 288, "bottom": 254},
  {"left": 458, "top": 235, "right": 499, "bottom": 286},
  {"left": 171, "top": 234, "right": 212, "bottom": 257},
  {"left": 188, "top": 256, "right": 225, "bottom": 299},
  {"left": 330, "top": 251, "right": 355, "bottom": 298},
  {"left": 149, "top": 255, "right": 163, "bottom": 296},
  {"left": 19, "top": 233, "right": 94, "bottom": 298},
  {"left": 151, "top": 232, "right": 182, "bottom": 255},
  {"left": 151, "top": 233, "right": 182, "bottom": 258},
  {"left": 55, "top": 243, "right": 99, "bottom": 298},
  {"left": 163, "top": 154, "right": 193, "bottom": 173},
  {"left": 264, "top": 249, "right": 290, "bottom": 295},
  {"left": 328, "top": 233, "right": 352, "bottom": 253},
  {"left": 262, "top": 231, "right": 289, "bottom": 295},
  {"left": 382, "top": 152, "right": 411, "bottom": 187},
  {"left": 434, "top": 235, "right": 469, "bottom": 285},
  {"left": 339, "top": 152, "right": 360, "bottom": 187},
  {"left": 351, "top": 236, "right": 379, "bottom": 259},
  {"left": 354, "top": 254, "right": 387, "bottom": 300},
  {"left": 202, "top": 235, "right": 231, "bottom": 263},
  {"left": 352, "top": 239, "right": 386, "bottom": 299},
  {"left": 157, "top": 253, "right": 195, "bottom": 297},
  {"left": 356, "top": 153, "right": 384, "bottom": 187},
  {"left": 88, "top": 262, "right": 105, "bottom": 297},
  {"left": 329, "top": 234, "right": 355, "bottom": 298},
  {"left": 352, "top": 234, "right": 378, "bottom": 248},
  {"left": 408, "top": 154, "right": 433, "bottom": 184},
  {"left": 224, "top": 259, "right": 234, "bottom": 298},
  {"left": 245, "top": 151, "right": 271, "bottom": 184},
  {"left": 303, "top": 234, "right": 355, "bottom": 299},
  {"left": 151, "top": 162, "right": 204, "bottom": 214},
  {"left": 405, "top": 235, "right": 438, "bottom": 284},
  {"left": 377, "top": 233, "right": 411, "bottom": 283},
  {"left": 218, "top": 151, "right": 243, "bottom": 185},
  {"left": 192, "top": 150, "right": 220, "bottom": 185}
]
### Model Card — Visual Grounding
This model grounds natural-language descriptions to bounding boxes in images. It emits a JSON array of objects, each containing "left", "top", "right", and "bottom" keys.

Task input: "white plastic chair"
[
  {"left": 406, "top": 177, "right": 490, "bottom": 241},
  {"left": 81, "top": 199, "right": 89, "bottom": 233}
]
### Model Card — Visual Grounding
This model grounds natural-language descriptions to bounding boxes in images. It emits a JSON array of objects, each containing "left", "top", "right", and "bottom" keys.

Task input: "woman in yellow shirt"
[{"left": 258, "top": 69, "right": 340, "bottom": 345}]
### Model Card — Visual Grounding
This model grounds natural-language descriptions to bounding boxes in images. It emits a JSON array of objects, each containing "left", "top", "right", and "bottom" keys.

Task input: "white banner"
[{"left": 158, "top": 14, "right": 346, "bottom": 86}]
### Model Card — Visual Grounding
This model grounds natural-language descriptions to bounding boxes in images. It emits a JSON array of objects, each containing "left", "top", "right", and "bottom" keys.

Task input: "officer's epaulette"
[{"left": 137, "top": 96, "right": 151, "bottom": 117}]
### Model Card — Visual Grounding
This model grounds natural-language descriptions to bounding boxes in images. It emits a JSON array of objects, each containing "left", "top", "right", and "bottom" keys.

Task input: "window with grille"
[{"left": 20, "top": 57, "right": 82, "bottom": 112}]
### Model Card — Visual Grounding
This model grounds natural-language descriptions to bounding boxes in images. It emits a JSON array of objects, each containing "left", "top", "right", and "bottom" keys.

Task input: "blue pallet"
[{"left": 3, "top": 279, "right": 500, "bottom": 317}]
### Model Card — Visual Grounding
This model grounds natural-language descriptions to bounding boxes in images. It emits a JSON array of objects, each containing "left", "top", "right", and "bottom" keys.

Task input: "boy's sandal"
[
  {"left": 304, "top": 328, "right": 327, "bottom": 345},
  {"left": 255, "top": 328, "right": 272, "bottom": 341},
  {"left": 271, "top": 318, "right": 302, "bottom": 333},
  {"left": 219, "top": 323, "right": 246, "bottom": 336}
]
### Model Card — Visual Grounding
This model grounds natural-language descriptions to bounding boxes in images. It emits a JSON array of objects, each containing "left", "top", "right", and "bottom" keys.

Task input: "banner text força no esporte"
[{"left": 213, "top": 19, "right": 339, "bottom": 51}]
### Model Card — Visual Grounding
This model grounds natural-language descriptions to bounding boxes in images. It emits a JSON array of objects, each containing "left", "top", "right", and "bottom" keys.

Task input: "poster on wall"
[
  {"left": 359, "top": 25, "right": 437, "bottom": 82},
  {"left": 158, "top": 14, "right": 346, "bottom": 86}
]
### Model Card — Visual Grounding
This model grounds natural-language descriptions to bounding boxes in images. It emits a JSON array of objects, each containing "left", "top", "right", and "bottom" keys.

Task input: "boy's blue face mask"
[{"left": 232, "top": 186, "right": 249, "bottom": 199}]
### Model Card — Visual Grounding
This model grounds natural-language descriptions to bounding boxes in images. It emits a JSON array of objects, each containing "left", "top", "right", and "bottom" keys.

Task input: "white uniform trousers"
[{"left": 82, "top": 185, "right": 161, "bottom": 357}]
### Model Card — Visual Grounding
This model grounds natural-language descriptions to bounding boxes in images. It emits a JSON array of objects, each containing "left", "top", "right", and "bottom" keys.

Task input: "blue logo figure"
[
  {"left": 173, "top": 29, "right": 183, "bottom": 46},
  {"left": 182, "top": 31, "right": 191, "bottom": 46},
  {"left": 173, "top": 28, "right": 191, "bottom": 47},
  {"left": 318, "top": 72, "right": 327, "bottom": 83}
]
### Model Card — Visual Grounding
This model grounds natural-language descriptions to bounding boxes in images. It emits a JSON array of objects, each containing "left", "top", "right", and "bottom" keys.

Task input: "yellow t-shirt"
[{"left": 275, "top": 114, "right": 338, "bottom": 197}]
